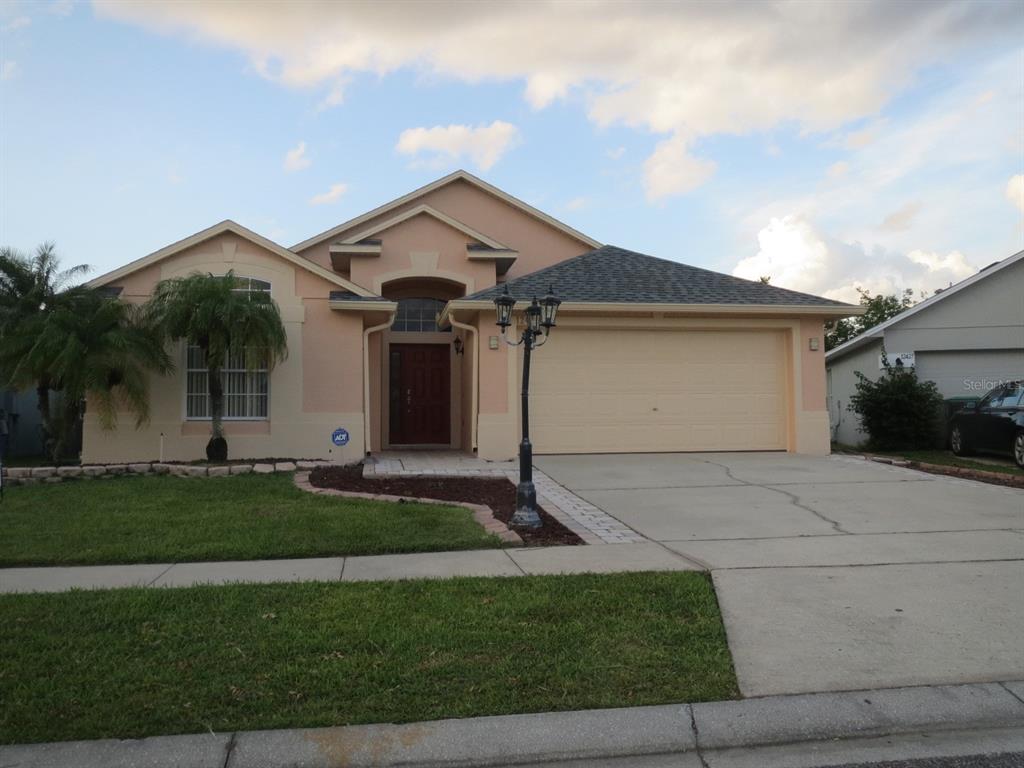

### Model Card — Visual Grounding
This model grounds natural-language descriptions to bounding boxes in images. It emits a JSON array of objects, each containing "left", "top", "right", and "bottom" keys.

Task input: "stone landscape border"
[
  {"left": 0, "top": 460, "right": 331, "bottom": 485},
  {"left": 293, "top": 471, "right": 523, "bottom": 545}
]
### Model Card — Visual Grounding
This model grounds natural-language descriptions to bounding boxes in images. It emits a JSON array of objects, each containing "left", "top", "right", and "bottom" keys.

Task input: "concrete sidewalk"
[
  {"left": 4, "top": 680, "right": 1023, "bottom": 768},
  {"left": 0, "top": 542, "right": 701, "bottom": 593}
]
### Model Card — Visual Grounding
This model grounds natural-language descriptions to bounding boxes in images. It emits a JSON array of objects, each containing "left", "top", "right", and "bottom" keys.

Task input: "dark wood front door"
[{"left": 389, "top": 344, "right": 451, "bottom": 445}]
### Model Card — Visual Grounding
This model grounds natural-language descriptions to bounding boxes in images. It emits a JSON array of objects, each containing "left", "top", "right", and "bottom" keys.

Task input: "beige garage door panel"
[{"left": 530, "top": 328, "right": 787, "bottom": 453}]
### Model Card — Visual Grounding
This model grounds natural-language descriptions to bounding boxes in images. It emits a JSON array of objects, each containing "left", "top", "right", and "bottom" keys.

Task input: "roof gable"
[
  {"left": 825, "top": 248, "right": 1024, "bottom": 361},
  {"left": 290, "top": 170, "right": 601, "bottom": 253},
  {"left": 87, "top": 220, "right": 375, "bottom": 296},
  {"left": 460, "top": 245, "right": 854, "bottom": 309},
  {"left": 340, "top": 204, "right": 512, "bottom": 249}
]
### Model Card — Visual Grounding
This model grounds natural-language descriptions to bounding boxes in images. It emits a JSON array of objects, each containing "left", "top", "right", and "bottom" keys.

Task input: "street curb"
[{"left": 3, "top": 681, "right": 1023, "bottom": 767}]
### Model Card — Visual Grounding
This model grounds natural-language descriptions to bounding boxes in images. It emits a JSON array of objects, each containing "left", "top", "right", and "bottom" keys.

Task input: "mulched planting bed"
[
  {"left": 310, "top": 464, "right": 583, "bottom": 547},
  {"left": 902, "top": 461, "right": 1024, "bottom": 489}
]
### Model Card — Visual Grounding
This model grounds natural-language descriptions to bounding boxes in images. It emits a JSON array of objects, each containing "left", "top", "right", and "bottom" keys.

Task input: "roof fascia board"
[
  {"left": 440, "top": 299, "right": 864, "bottom": 325},
  {"left": 329, "top": 243, "right": 382, "bottom": 255},
  {"left": 289, "top": 170, "right": 602, "bottom": 252},
  {"left": 340, "top": 204, "right": 508, "bottom": 249},
  {"left": 88, "top": 220, "right": 376, "bottom": 297},
  {"left": 825, "top": 248, "right": 1024, "bottom": 361},
  {"left": 328, "top": 300, "right": 398, "bottom": 312}
]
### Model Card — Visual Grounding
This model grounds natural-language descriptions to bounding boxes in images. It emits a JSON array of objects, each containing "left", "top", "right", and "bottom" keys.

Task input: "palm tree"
[
  {"left": 19, "top": 292, "right": 174, "bottom": 460},
  {"left": 0, "top": 244, "right": 92, "bottom": 455},
  {"left": 146, "top": 271, "right": 287, "bottom": 461}
]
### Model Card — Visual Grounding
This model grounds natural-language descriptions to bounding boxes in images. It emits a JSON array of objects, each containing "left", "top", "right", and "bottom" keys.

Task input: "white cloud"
[
  {"left": 0, "top": 60, "right": 19, "bottom": 81},
  {"left": 1006, "top": 174, "right": 1024, "bottom": 214},
  {"left": 3, "top": 16, "right": 31, "bottom": 31},
  {"left": 564, "top": 196, "right": 589, "bottom": 211},
  {"left": 878, "top": 201, "right": 922, "bottom": 232},
  {"left": 643, "top": 133, "right": 716, "bottom": 201},
  {"left": 826, "top": 161, "right": 849, "bottom": 179},
  {"left": 283, "top": 141, "right": 311, "bottom": 172},
  {"left": 92, "top": 1, "right": 1022, "bottom": 200},
  {"left": 606, "top": 146, "right": 625, "bottom": 160},
  {"left": 396, "top": 120, "right": 519, "bottom": 171},
  {"left": 309, "top": 182, "right": 348, "bottom": 206},
  {"left": 732, "top": 214, "right": 978, "bottom": 303},
  {"left": 315, "top": 78, "right": 348, "bottom": 112}
]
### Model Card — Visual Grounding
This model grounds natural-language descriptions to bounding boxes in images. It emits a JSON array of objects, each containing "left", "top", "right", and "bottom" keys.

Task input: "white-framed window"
[
  {"left": 233, "top": 277, "right": 271, "bottom": 296},
  {"left": 392, "top": 297, "right": 450, "bottom": 332},
  {"left": 184, "top": 276, "right": 271, "bottom": 420}
]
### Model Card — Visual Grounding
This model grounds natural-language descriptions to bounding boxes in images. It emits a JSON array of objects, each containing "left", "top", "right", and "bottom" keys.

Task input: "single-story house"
[
  {"left": 84, "top": 170, "right": 859, "bottom": 464},
  {"left": 826, "top": 248, "right": 1024, "bottom": 447}
]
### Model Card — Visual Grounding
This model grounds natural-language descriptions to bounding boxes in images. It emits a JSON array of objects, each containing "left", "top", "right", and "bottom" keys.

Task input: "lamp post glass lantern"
[{"left": 494, "top": 284, "right": 561, "bottom": 529}]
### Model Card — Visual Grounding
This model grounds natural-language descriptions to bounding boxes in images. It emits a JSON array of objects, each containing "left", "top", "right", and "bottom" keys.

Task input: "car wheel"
[
  {"left": 950, "top": 425, "right": 970, "bottom": 456},
  {"left": 1014, "top": 431, "right": 1024, "bottom": 470}
]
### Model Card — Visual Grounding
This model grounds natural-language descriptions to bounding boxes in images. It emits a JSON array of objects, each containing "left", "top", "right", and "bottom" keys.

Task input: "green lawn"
[
  {"left": 877, "top": 450, "right": 1023, "bottom": 477},
  {"left": 0, "top": 572, "right": 738, "bottom": 744},
  {"left": 0, "top": 473, "right": 501, "bottom": 566}
]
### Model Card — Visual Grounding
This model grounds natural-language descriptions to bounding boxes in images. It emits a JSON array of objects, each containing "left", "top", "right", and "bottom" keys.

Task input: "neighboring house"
[
  {"left": 826, "top": 249, "right": 1024, "bottom": 447},
  {"left": 84, "top": 170, "right": 858, "bottom": 464}
]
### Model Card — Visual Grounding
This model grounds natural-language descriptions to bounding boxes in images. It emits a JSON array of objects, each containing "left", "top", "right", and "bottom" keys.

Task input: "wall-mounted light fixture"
[
  {"left": 453, "top": 337, "right": 465, "bottom": 356},
  {"left": 809, "top": 337, "right": 820, "bottom": 351}
]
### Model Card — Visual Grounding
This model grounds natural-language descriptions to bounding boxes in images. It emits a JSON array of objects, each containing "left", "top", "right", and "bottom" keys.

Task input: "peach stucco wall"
[
  {"left": 82, "top": 232, "right": 367, "bottom": 464},
  {"left": 350, "top": 213, "right": 497, "bottom": 296},
  {"left": 800, "top": 318, "right": 827, "bottom": 411},
  {"left": 295, "top": 178, "right": 593, "bottom": 283}
]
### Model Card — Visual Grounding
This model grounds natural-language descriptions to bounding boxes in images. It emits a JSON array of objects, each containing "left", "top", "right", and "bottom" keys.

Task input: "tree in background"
[
  {"left": 145, "top": 271, "right": 287, "bottom": 462},
  {"left": 825, "top": 288, "right": 915, "bottom": 350}
]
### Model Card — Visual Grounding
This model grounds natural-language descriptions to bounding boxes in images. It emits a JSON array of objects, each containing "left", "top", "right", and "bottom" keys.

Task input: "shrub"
[{"left": 849, "top": 354, "right": 944, "bottom": 450}]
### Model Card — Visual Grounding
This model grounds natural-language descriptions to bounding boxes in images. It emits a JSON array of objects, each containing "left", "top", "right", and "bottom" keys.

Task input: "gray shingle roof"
[
  {"left": 328, "top": 290, "right": 389, "bottom": 302},
  {"left": 463, "top": 245, "right": 851, "bottom": 307}
]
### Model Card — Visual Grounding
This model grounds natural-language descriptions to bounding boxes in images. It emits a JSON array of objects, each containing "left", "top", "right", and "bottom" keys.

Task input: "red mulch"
[
  {"left": 309, "top": 464, "right": 583, "bottom": 547},
  {"left": 905, "top": 461, "right": 1024, "bottom": 489}
]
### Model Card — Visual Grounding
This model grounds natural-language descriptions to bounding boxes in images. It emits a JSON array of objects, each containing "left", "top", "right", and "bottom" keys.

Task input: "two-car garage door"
[{"left": 529, "top": 328, "right": 788, "bottom": 454}]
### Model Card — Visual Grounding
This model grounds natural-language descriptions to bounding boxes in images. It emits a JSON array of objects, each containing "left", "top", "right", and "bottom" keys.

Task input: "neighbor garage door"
[{"left": 529, "top": 328, "right": 788, "bottom": 453}]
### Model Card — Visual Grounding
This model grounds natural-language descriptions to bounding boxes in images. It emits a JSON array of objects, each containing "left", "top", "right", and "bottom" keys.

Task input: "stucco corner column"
[
  {"left": 447, "top": 311, "right": 479, "bottom": 453},
  {"left": 362, "top": 312, "right": 396, "bottom": 455}
]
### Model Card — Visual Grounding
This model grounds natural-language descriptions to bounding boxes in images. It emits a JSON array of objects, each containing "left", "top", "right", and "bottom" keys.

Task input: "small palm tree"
[
  {"left": 146, "top": 271, "right": 287, "bottom": 461},
  {"left": 0, "top": 244, "right": 92, "bottom": 456}
]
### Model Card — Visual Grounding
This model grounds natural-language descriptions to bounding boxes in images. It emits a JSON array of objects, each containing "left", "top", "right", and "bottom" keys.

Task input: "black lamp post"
[{"left": 494, "top": 284, "right": 561, "bottom": 529}]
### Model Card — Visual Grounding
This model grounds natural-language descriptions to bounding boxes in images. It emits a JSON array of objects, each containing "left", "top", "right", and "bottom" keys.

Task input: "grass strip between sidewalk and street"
[
  {"left": 0, "top": 473, "right": 503, "bottom": 566},
  {"left": 0, "top": 572, "right": 738, "bottom": 745}
]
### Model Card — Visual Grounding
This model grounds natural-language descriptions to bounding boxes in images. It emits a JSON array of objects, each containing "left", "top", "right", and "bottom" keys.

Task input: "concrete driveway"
[{"left": 535, "top": 453, "right": 1024, "bottom": 697}]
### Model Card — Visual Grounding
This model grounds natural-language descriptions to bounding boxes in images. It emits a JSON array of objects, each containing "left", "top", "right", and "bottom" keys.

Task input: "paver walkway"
[{"left": 0, "top": 543, "right": 700, "bottom": 594}]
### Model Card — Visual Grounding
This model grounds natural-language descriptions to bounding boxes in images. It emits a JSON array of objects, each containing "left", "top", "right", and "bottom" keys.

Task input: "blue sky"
[{"left": 1, "top": 0, "right": 1022, "bottom": 301}]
